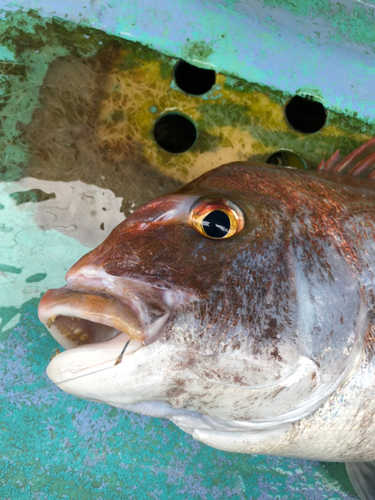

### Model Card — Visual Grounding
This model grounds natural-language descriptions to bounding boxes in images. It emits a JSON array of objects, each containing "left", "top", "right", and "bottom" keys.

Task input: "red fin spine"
[{"left": 318, "top": 138, "right": 375, "bottom": 178}]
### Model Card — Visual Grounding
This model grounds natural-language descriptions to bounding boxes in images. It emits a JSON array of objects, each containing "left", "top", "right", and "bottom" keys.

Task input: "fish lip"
[
  {"left": 38, "top": 276, "right": 174, "bottom": 350},
  {"left": 48, "top": 331, "right": 142, "bottom": 378}
]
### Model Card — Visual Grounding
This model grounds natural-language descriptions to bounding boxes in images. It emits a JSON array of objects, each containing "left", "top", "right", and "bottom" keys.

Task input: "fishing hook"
[
  {"left": 114, "top": 339, "right": 146, "bottom": 365},
  {"left": 114, "top": 340, "right": 130, "bottom": 365}
]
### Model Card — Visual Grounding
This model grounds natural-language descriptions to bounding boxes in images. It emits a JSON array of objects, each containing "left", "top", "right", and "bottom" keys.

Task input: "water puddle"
[{"left": 10, "top": 177, "right": 125, "bottom": 247}]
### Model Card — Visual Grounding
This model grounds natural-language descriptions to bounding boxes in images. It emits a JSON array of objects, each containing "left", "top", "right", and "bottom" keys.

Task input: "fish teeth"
[
  {"left": 50, "top": 348, "right": 60, "bottom": 360},
  {"left": 56, "top": 322, "right": 92, "bottom": 345},
  {"left": 45, "top": 314, "right": 93, "bottom": 346},
  {"left": 46, "top": 315, "right": 56, "bottom": 328}
]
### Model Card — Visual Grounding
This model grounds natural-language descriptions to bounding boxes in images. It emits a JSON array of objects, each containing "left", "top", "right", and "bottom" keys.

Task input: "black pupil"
[{"left": 202, "top": 210, "right": 231, "bottom": 238}]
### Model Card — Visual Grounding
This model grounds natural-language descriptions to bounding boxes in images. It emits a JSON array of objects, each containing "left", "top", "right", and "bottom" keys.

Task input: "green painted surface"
[
  {"left": 258, "top": 0, "right": 375, "bottom": 49},
  {"left": 1, "top": 0, "right": 373, "bottom": 122},
  {"left": 0, "top": 4, "right": 371, "bottom": 498}
]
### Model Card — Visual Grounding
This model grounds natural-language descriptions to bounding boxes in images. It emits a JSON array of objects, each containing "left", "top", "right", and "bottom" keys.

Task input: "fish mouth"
[{"left": 38, "top": 278, "right": 172, "bottom": 354}]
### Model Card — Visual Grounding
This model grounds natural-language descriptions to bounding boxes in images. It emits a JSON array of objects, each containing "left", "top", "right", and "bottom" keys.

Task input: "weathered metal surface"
[{"left": 1, "top": 0, "right": 375, "bottom": 123}]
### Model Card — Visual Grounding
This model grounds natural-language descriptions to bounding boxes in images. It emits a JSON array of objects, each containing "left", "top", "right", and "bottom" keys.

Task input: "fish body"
[{"left": 39, "top": 143, "right": 375, "bottom": 499}]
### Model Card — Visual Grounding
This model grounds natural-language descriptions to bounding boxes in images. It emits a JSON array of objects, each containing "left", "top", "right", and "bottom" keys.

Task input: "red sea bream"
[{"left": 38, "top": 139, "right": 375, "bottom": 499}]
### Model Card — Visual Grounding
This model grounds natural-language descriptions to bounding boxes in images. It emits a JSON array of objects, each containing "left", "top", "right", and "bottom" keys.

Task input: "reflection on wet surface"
[
  {"left": 20, "top": 47, "right": 181, "bottom": 215},
  {"left": 10, "top": 177, "right": 125, "bottom": 247}
]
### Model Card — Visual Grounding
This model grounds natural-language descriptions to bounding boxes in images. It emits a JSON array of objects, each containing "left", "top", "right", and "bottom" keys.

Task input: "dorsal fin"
[{"left": 317, "top": 138, "right": 375, "bottom": 178}]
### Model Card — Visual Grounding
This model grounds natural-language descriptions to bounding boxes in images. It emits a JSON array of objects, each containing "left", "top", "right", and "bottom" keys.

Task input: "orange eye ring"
[{"left": 189, "top": 198, "right": 245, "bottom": 239}]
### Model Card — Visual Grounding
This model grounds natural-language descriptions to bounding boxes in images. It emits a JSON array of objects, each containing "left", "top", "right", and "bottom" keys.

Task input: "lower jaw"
[{"left": 48, "top": 331, "right": 144, "bottom": 375}]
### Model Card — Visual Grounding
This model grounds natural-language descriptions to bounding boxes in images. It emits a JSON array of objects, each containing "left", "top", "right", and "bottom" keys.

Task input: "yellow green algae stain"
[
  {"left": 96, "top": 47, "right": 373, "bottom": 182},
  {"left": 1, "top": 10, "right": 375, "bottom": 189}
]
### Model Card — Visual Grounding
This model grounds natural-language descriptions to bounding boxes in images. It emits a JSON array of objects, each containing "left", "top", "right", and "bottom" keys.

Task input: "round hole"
[
  {"left": 285, "top": 95, "right": 327, "bottom": 134},
  {"left": 266, "top": 149, "right": 307, "bottom": 170},
  {"left": 174, "top": 60, "right": 216, "bottom": 96},
  {"left": 153, "top": 113, "right": 197, "bottom": 153}
]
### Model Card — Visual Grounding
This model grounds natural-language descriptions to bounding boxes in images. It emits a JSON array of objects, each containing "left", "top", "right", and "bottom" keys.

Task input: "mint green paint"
[
  {"left": 25, "top": 272, "right": 47, "bottom": 283},
  {"left": 1, "top": 311, "right": 20, "bottom": 332},
  {"left": 295, "top": 85, "right": 325, "bottom": 103},
  {"left": 4, "top": 0, "right": 370, "bottom": 123},
  {"left": 1, "top": 2, "right": 375, "bottom": 123},
  {"left": 0, "top": 44, "right": 14, "bottom": 60},
  {"left": 0, "top": 264, "right": 22, "bottom": 274},
  {"left": 182, "top": 40, "right": 214, "bottom": 64},
  {"left": 0, "top": 183, "right": 88, "bottom": 310},
  {"left": 258, "top": 0, "right": 375, "bottom": 49},
  {"left": 0, "top": 2, "right": 370, "bottom": 498}
]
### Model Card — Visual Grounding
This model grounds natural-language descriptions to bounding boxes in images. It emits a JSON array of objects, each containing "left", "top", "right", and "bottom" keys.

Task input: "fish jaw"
[
  {"left": 38, "top": 264, "right": 193, "bottom": 349},
  {"left": 38, "top": 287, "right": 144, "bottom": 349},
  {"left": 46, "top": 336, "right": 293, "bottom": 450},
  {"left": 46, "top": 336, "right": 375, "bottom": 463},
  {"left": 47, "top": 331, "right": 323, "bottom": 422}
]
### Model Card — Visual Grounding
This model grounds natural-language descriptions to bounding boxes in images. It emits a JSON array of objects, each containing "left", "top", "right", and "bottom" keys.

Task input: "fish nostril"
[
  {"left": 173, "top": 60, "right": 216, "bottom": 96},
  {"left": 266, "top": 149, "right": 307, "bottom": 170},
  {"left": 285, "top": 95, "right": 327, "bottom": 134},
  {"left": 153, "top": 113, "right": 197, "bottom": 154}
]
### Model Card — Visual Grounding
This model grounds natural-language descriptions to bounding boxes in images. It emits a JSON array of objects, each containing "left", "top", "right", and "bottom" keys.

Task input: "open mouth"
[{"left": 38, "top": 282, "right": 171, "bottom": 357}]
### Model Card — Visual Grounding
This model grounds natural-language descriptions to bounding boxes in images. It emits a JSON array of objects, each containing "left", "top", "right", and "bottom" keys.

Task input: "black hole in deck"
[
  {"left": 202, "top": 210, "right": 230, "bottom": 238},
  {"left": 154, "top": 113, "right": 197, "bottom": 153},
  {"left": 266, "top": 150, "right": 306, "bottom": 170},
  {"left": 285, "top": 95, "right": 327, "bottom": 134},
  {"left": 174, "top": 60, "right": 216, "bottom": 96}
]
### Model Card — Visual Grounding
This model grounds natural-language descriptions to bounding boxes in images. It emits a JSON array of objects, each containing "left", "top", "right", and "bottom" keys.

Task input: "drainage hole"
[
  {"left": 153, "top": 113, "right": 197, "bottom": 153},
  {"left": 285, "top": 95, "right": 326, "bottom": 134},
  {"left": 174, "top": 60, "right": 216, "bottom": 96},
  {"left": 266, "top": 150, "right": 306, "bottom": 170}
]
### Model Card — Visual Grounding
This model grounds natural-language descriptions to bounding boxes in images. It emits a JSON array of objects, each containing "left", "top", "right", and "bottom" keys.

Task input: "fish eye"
[{"left": 189, "top": 198, "right": 245, "bottom": 239}]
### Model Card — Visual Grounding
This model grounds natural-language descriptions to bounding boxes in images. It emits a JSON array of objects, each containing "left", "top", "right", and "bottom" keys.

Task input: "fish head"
[{"left": 39, "top": 163, "right": 367, "bottom": 449}]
